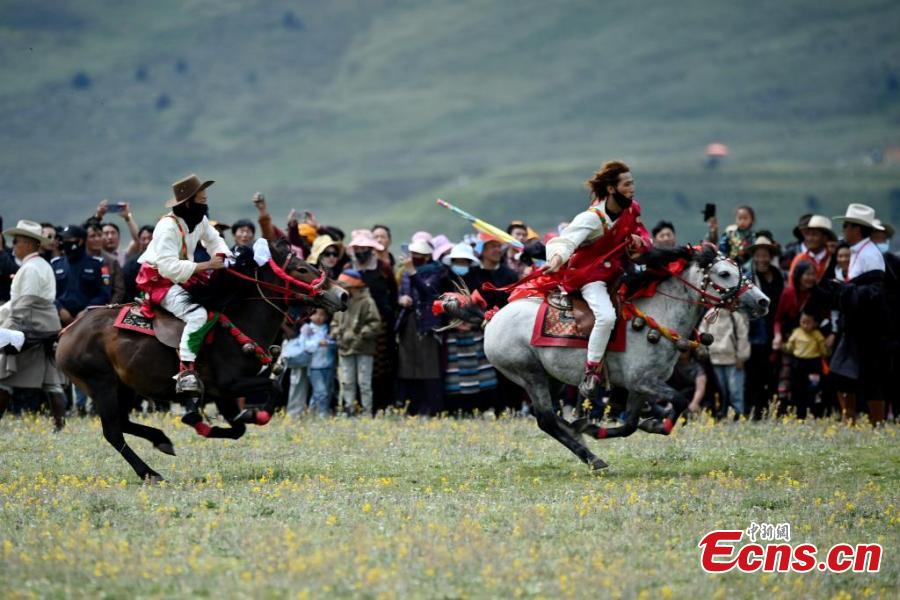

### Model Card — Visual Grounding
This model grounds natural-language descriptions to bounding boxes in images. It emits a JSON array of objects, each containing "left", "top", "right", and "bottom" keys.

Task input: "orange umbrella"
[{"left": 706, "top": 143, "right": 729, "bottom": 157}]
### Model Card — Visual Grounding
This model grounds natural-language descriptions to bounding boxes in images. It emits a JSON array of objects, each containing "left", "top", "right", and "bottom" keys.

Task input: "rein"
[{"left": 620, "top": 256, "right": 754, "bottom": 349}]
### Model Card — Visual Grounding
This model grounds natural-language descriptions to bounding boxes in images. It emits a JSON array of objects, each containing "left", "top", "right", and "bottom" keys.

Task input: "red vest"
[{"left": 559, "top": 200, "right": 650, "bottom": 292}]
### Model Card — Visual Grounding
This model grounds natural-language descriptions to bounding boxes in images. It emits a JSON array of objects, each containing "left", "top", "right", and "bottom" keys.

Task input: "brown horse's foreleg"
[{"left": 199, "top": 396, "right": 247, "bottom": 440}]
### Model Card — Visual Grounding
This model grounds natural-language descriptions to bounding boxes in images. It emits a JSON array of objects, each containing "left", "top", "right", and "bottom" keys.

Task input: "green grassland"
[
  {"left": 1, "top": 0, "right": 899, "bottom": 242},
  {"left": 0, "top": 413, "right": 897, "bottom": 597}
]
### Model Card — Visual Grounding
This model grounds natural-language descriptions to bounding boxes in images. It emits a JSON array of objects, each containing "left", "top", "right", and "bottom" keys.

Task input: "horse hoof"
[
  {"left": 155, "top": 442, "right": 176, "bottom": 456},
  {"left": 255, "top": 410, "right": 271, "bottom": 426},
  {"left": 588, "top": 457, "right": 609, "bottom": 471}
]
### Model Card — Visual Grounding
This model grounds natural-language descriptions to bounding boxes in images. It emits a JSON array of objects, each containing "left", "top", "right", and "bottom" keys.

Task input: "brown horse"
[{"left": 56, "top": 239, "right": 347, "bottom": 481}]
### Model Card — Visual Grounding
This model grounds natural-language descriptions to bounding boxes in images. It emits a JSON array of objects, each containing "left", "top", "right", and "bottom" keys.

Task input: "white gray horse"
[{"left": 437, "top": 245, "right": 770, "bottom": 470}]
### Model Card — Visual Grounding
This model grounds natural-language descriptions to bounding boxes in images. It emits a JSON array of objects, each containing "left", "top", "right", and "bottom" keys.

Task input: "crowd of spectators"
[{"left": 1, "top": 194, "right": 898, "bottom": 427}]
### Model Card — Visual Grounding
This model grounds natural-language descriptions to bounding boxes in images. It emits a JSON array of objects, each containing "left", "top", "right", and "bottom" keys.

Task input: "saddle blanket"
[
  {"left": 530, "top": 302, "right": 626, "bottom": 352},
  {"left": 114, "top": 305, "right": 154, "bottom": 336}
]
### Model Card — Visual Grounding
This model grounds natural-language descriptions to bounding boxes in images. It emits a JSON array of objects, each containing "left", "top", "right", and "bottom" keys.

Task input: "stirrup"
[
  {"left": 578, "top": 361, "right": 604, "bottom": 401},
  {"left": 175, "top": 370, "right": 203, "bottom": 396}
]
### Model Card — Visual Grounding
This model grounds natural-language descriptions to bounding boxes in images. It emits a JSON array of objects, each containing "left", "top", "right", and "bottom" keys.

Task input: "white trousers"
[
  {"left": 581, "top": 280, "right": 616, "bottom": 363},
  {"left": 160, "top": 285, "right": 208, "bottom": 362}
]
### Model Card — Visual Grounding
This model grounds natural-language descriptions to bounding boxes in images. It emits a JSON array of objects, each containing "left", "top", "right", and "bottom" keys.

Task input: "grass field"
[{"left": 0, "top": 412, "right": 897, "bottom": 598}]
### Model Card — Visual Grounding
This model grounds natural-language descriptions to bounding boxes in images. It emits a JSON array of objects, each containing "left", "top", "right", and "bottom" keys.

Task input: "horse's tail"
[{"left": 432, "top": 289, "right": 488, "bottom": 330}]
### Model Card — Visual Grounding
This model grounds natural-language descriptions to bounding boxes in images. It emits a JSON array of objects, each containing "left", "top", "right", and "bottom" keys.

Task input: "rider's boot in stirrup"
[
  {"left": 578, "top": 359, "right": 604, "bottom": 401},
  {"left": 175, "top": 362, "right": 203, "bottom": 425}
]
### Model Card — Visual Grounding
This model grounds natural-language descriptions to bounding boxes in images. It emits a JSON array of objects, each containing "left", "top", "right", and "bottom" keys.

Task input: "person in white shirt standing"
[
  {"left": 826, "top": 204, "right": 888, "bottom": 426},
  {"left": 136, "top": 175, "right": 230, "bottom": 422},
  {"left": 0, "top": 220, "right": 66, "bottom": 430}
]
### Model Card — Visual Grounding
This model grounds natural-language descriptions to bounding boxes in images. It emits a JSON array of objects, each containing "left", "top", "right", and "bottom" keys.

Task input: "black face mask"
[
  {"left": 173, "top": 200, "right": 209, "bottom": 231},
  {"left": 355, "top": 250, "right": 373, "bottom": 264},
  {"left": 63, "top": 240, "right": 84, "bottom": 259},
  {"left": 412, "top": 256, "right": 429, "bottom": 267}
]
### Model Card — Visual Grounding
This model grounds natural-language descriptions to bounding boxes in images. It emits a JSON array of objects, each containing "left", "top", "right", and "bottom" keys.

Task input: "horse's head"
[
  {"left": 268, "top": 238, "right": 348, "bottom": 312},
  {"left": 688, "top": 244, "right": 769, "bottom": 318}
]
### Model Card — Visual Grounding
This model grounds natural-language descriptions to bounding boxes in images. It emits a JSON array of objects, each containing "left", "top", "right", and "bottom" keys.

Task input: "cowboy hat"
[
  {"left": 748, "top": 234, "right": 780, "bottom": 254},
  {"left": 833, "top": 204, "right": 884, "bottom": 231},
  {"left": 791, "top": 214, "right": 812, "bottom": 242},
  {"left": 209, "top": 220, "right": 231, "bottom": 232},
  {"left": 408, "top": 239, "right": 433, "bottom": 255},
  {"left": 2, "top": 219, "right": 50, "bottom": 243},
  {"left": 442, "top": 242, "right": 481, "bottom": 267},
  {"left": 308, "top": 234, "right": 344, "bottom": 264},
  {"left": 348, "top": 229, "right": 385, "bottom": 251},
  {"left": 165, "top": 173, "right": 215, "bottom": 208},
  {"left": 873, "top": 219, "right": 895, "bottom": 238},
  {"left": 799, "top": 215, "right": 837, "bottom": 240}
]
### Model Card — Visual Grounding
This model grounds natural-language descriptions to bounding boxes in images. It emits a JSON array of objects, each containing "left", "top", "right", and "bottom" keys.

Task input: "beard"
[
  {"left": 612, "top": 190, "right": 633, "bottom": 210},
  {"left": 173, "top": 200, "right": 209, "bottom": 231}
]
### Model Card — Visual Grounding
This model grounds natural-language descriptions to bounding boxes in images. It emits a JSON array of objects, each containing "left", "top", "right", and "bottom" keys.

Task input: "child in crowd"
[
  {"left": 784, "top": 311, "right": 829, "bottom": 420},
  {"left": 699, "top": 308, "right": 751, "bottom": 420},
  {"left": 330, "top": 269, "right": 381, "bottom": 416},
  {"left": 299, "top": 308, "right": 336, "bottom": 416},
  {"left": 718, "top": 206, "right": 756, "bottom": 265}
]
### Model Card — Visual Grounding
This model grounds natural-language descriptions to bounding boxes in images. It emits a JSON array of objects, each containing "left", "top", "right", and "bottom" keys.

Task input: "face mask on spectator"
[
  {"left": 451, "top": 265, "right": 469, "bottom": 276},
  {"left": 412, "top": 256, "right": 429, "bottom": 267},
  {"left": 63, "top": 240, "right": 83, "bottom": 258},
  {"left": 876, "top": 242, "right": 890, "bottom": 253},
  {"left": 354, "top": 249, "right": 373, "bottom": 263}
]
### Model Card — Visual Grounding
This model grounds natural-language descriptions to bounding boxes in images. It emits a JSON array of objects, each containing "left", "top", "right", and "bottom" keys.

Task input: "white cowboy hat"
[
  {"left": 2, "top": 219, "right": 50, "bottom": 243},
  {"left": 798, "top": 215, "right": 836, "bottom": 240},
  {"left": 442, "top": 242, "right": 481, "bottom": 267},
  {"left": 408, "top": 239, "right": 433, "bottom": 255},
  {"left": 833, "top": 204, "right": 884, "bottom": 231}
]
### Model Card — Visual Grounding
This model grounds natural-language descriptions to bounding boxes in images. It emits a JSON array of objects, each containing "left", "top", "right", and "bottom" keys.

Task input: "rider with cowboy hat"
[
  {"left": 137, "top": 174, "right": 231, "bottom": 424},
  {"left": 544, "top": 160, "right": 651, "bottom": 400}
]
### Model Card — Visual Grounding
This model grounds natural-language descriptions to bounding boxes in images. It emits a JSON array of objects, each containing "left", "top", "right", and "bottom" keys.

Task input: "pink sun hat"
[
  {"left": 348, "top": 229, "right": 385, "bottom": 251},
  {"left": 430, "top": 234, "right": 454, "bottom": 261}
]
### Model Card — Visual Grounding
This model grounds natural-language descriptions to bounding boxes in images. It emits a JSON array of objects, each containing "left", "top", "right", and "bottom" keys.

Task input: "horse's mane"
[{"left": 620, "top": 244, "right": 717, "bottom": 297}]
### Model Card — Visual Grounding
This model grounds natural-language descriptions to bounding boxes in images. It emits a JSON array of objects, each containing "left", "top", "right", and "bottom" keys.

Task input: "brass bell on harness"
[
  {"left": 699, "top": 333, "right": 715, "bottom": 347},
  {"left": 272, "top": 362, "right": 284, "bottom": 376},
  {"left": 268, "top": 345, "right": 282, "bottom": 358},
  {"left": 242, "top": 343, "right": 256, "bottom": 355},
  {"left": 646, "top": 329, "right": 661, "bottom": 344},
  {"left": 675, "top": 338, "right": 692, "bottom": 352},
  {"left": 631, "top": 316, "right": 646, "bottom": 331}
]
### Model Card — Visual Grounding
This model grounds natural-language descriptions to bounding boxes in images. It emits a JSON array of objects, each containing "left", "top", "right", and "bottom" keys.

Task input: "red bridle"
[{"left": 225, "top": 256, "right": 326, "bottom": 300}]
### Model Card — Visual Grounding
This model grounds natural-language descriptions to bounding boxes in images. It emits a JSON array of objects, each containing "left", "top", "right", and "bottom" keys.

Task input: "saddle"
[
  {"left": 113, "top": 304, "right": 184, "bottom": 349},
  {"left": 531, "top": 289, "right": 626, "bottom": 351}
]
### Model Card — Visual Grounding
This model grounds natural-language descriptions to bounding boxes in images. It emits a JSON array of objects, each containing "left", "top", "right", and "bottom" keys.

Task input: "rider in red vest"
[
  {"left": 544, "top": 161, "right": 651, "bottom": 399},
  {"left": 136, "top": 175, "right": 230, "bottom": 423}
]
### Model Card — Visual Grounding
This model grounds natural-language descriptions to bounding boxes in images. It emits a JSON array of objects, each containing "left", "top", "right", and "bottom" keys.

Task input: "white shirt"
[
  {"left": 847, "top": 238, "right": 884, "bottom": 280},
  {"left": 0, "top": 253, "right": 56, "bottom": 323},
  {"left": 138, "top": 214, "right": 230, "bottom": 284},
  {"left": 545, "top": 201, "right": 615, "bottom": 263}
]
